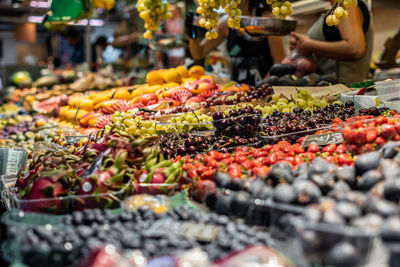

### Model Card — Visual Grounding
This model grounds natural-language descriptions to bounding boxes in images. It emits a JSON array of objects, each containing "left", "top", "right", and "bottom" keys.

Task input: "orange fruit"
[
  {"left": 146, "top": 70, "right": 165, "bottom": 85},
  {"left": 188, "top": 65, "right": 205, "bottom": 79},
  {"left": 176, "top": 66, "right": 188, "bottom": 78}
]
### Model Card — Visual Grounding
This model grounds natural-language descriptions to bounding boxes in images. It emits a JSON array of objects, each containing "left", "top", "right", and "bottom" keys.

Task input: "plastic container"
[
  {"left": 261, "top": 125, "right": 334, "bottom": 145},
  {"left": 3, "top": 186, "right": 132, "bottom": 214},
  {"left": 340, "top": 91, "right": 380, "bottom": 112},
  {"left": 133, "top": 183, "right": 179, "bottom": 196},
  {"left": 375, "top": 79, "right": 400, "bottom": 104},
  {"left": 1, "top": 210, "right": 83, "bottom": 267},
  {"left": 123, "top": 194, "right": 170, "bottom": 213},
  {"left": 0, "top": 147, "right": 28, "bottom": 175},
  {"left": 265, "top": 200, "right": 306, "bottom": 239},
  {"left": 292, "top": 217, "right": 377, "bottom": 267}
]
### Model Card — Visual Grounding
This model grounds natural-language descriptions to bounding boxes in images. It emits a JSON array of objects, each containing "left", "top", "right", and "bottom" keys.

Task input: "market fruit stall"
[{"left": 1, "top": 66, "right": 400, "bottom": 267}]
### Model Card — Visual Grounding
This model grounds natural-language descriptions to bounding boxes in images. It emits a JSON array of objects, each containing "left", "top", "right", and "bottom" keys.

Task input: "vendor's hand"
[{"left": 290, "top": 32, "right": 313, "bottom": 57}]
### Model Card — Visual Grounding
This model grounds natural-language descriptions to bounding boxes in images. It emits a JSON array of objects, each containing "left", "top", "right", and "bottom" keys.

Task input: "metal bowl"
[
  {"left": 238, "top": 16, "right": 297, "bottom": 38},
  {"left": 150, "top": 34, "right": 186, "bottom": 50}
]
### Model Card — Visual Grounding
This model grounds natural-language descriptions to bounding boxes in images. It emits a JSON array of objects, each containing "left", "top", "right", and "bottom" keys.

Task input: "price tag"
[
  {"left": 301, "top": 132, "right": 343, "bottom": 148},
  {"left": 65, "top": 135, "right": 89, "bottom": 145},
  {"left": 146, "top": 218, "right": 220, "bottom": 242}
]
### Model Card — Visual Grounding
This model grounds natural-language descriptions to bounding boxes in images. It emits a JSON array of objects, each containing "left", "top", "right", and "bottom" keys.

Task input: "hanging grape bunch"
[
  {"left": 196, "top": 0, "right": 243, "bottom": 39},
  {"left": 137, "top": 0, "right": 172, "bottom": 39},
  {"left": 267, "top": 0, "right": 293, "bottom": 18},
  {"left": 326, "top": 0, "right": 358, "bottom": 26}
]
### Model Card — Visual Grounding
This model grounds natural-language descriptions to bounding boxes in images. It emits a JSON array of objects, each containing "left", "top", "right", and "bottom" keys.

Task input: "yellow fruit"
[
  {"left": 88, "top": 93, "right": 98, "bottom": 100},
  {"left": 59, "top": 106, "right": 69, "bottom": 120},
  {"left": 176, "top": 66, "right": 188, "bottom": 78},
  {"left": 200, "top": 75, "right": 215, "bottom": 82},
  {"left": 92, "top": 94, "right": 110, "bottom": 106},
  {"left": 80, "top": 99, "right": 94, "bottom": 111},
  {"left": 188, "top": 65, "right": 205, "bottom": 79},
  {"left": 146, "top": 70, "right": 165, "bottom": 85},
  {"left": 76, "top": 110, "right": 88, "bottom": 120},
  {"left": 163, "top": 83, "right": 179, "bottom": 89},
  {"left": 114, "top": 89, "right": 132, "bottom": 100},
  {"left": 163, "top": 69, "right": 182, "bottom": 83},
  {"left": 26, "top": 95, "right": 35, "bottom": 104},
  {"left": 182, "top": 77, "right": 197, "bottom": 84},
  {"left": 65, "top": 109, "right": 78, "bottom": 122},
  {"left": 34, "top": 119, "right": 46, "bottom": 128}
]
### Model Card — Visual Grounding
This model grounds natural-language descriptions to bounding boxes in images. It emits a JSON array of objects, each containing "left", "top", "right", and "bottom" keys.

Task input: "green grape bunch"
[
  {"left": 267, "top": 0, "right": 293, "bottom": 19},
  {"left": 326, "top": 0, "right": 358, "bottom": 26},
  {"left": 137, "top": 0, "right": 172, "bottom": 39}
]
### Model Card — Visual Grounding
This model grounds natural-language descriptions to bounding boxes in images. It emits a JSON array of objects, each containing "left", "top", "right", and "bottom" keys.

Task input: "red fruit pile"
[
  {"left": 342, "top": 115, "right": 400, "bottom": 154},
  {"left": 175, "top": 140, "right": 354, "bottom": 181}
]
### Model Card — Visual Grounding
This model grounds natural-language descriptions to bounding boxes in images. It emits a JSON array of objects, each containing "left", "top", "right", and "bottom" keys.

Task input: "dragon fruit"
[
  {"left": 171, "top": 89, "right": 193, "bottom": 103},
  {"left": 18, "top": 170, "right": 74, "bottom": 214},
  {"left": 94, "top": 115, "right": 112, "bottom": 128},
  {"left": 99, "top": 99, "right": 128, "bottom": 114},
  {"left": 198, "top": 88, "right": 220, "bottom": 99}
]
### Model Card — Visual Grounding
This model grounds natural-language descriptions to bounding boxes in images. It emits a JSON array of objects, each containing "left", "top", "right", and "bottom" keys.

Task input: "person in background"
[
  {"left": 289, "top": 0, "right": 373, "bottom": 85},
  {"left": 64, "top": 28, "right": 85, "bottom": 66},
  {"left": 188, "top": 0, "right": 285, "bottom": 86},
  {"left": 91, "top": 36, "right": 108, "bottom": 71}
]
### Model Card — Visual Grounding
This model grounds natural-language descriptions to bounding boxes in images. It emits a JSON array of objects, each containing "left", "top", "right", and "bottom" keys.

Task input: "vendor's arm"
[
  {"left": 290, "top": 6, "right": 366, "bottom": 61},
  {"left": 189, "top": 17, "right": 229, "bottom": 60},
  {"left": 267, "top": 35, "right": 285, "bottom": 64}
]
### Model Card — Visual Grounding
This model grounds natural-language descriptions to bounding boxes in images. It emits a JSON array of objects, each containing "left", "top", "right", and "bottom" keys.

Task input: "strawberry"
[
  {"left": 336, "top": 153, "right": 353, "bottom": 166},
  {"left": 353, "top": 120, "right": 364, "bottom": 129},
  {"left": 200, "top": 170, "right": 215, "bottom": 180},
  {"left": 376, "top": 115, "right": 388, "bottom": 125},
  {"left": 332, "top": 117, "right": 342, "bottom": 124},
  {"left": 252, "top": 166, "right": 270, "bottom": 177},
  {"left": 324, "top": 155, "right": 335, "bottom": 163},
  {"left": 335, "top": 144, "right": 346, "bottom": 154},
  {"left": 294, "top": 155, "right": 304, "bottom": 166},
  {"left": 354, "top": 129, "right": 367, "bottom": 144},
  {"left": 241, "top": 159, "right": 252, "bottom": 170},
  {"left": 375, "top": 136, "right": 386, "bottom": 147},
  {"left": 322, "top": 144, "right": 337, "bottom": 153},
  {"left": 380, "top": 124, "right": 397, "bottom": 139},
  {"left": 366, "top": 129, "right": 378, "bottom": 143},
  {"left": 341, "top": 126, "right": 353, "bottom": 141},
  {"left": 298, "top": 136, "right": 306, "bottom": 145},
  {"left": 361, "top": 143, "right": 374, "bottom": 152},
  {"left": 307, "top": 143, "right": 320, "bottom": 153}
]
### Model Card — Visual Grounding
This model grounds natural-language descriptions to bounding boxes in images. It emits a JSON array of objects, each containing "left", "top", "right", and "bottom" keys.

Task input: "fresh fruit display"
[{"left": 4, "top": 65, "right": 400, "bottom": 267}]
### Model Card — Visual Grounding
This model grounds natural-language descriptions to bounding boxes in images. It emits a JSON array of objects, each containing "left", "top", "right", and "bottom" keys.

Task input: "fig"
[
  {"left": 293, "top": 180, "right": 321, "bottom": 205},
  {"left": 272, "top": 184, "right": 297, "bottom": 204},
  {"left": 384, "top": 178, "right": 400, "bottom": 202},
  {"left": 335, "top": 165, "right": 357, "bottom": 188},
  {"left": 381, "top": 216, "right": 400, "bottom": 242},
  {"left": 336, "top": 201, "right": 361, "bottom": 221},
  {"left": 355, "top": 152, "right": 380, "bottom": 175},
  {"left": 357, "top": 170, "right": 383, "bottom": 191},
  {"left": 327, "top": 242, "right": 360, "bottom": 267}
]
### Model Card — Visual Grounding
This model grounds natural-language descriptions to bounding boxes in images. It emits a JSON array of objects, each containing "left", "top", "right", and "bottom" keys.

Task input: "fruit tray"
[
  {"left": 0, "top": 147, "right": 28, "bottom": 175},
  {"left": 2, "top": 186, "right": 132, "bottom": 214},
  {"left": 1, "top": 210, "right": 84, "bottom": 267},
  {"left": 292, "top": 217, "right": 378, "bottom": 267},
  {"left": 239, "top": 16, "right": 297, "bottom": 37},
  {"left": 133, "top": 183, "right": 179, "bottom": 196},
  {"left": 260, "top": 125, "right": 335, "bottom": 145},
  {"left": 265, "top": 200, "right": 306, "bottom": 239}
]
